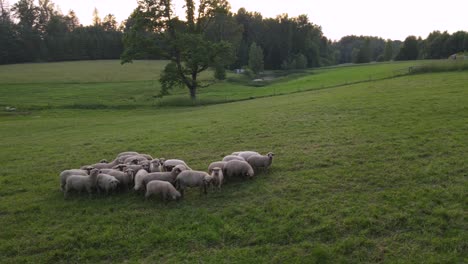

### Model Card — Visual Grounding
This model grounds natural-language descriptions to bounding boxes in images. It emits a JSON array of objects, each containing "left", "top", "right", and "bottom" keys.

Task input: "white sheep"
[
  {"left": 133, "top": 169, "right": 149, "bottom": 191},
  {"left": 59, "top": 168, "right": 90, "bottom": 191},
  {"left": 123, "top": 155, "right": 148, "bottom": 165},
  {"left": 136, "top": 165, "right": 186, "bottom": 192},
  {"left": 149, "top": 159, "right": 163, "bottom": 172},
  {"left": 145, "top": 180, "right": 181, "bottom": 202},
  {"left": 96, "top": 173, "right": 120, "bottom": 194},
  {"left": 211, "top": 167, "right": 224, "bottom": 190},
  {"left": 113, "top": 162, "right": 150, "bottom": 173},
  {"left": 223, "top": 160, "right": 255, "bottom": 180},
  {"left": 207, "top": 161, "right": 227, "bottom": 174},
  {"left": 234, "top": 151, "right": 261, "bottom": 161},
  {"left": 175, "top": 170, "right": 214, "bottom": 197},
  {"left": 64, "top": 168, "right": 99, "bottom": 198},
  {"left": 222, "top": 155, "right": 245, "bottom": 162},
  {"left": 162, "top": 159, "right": 192, "bottom": 172},
  {"left": 247, "top": 152, "right": 275, "bottom": 173},
  {"left": 99, "top": 168, "right": 135, "bottom": 191}
]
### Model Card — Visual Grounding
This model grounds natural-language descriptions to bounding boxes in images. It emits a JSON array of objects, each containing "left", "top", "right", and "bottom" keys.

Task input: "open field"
[
  {"left": 0, "top": 60, "right": 423, "bottom": 109},
  {"left": 0, "top": 61, "right": 467, "bottom": 262}
]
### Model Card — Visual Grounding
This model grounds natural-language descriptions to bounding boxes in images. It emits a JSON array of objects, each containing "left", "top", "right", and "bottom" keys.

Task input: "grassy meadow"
[{"left": 0, "top": 60, "right": 467, "bottom": 263}]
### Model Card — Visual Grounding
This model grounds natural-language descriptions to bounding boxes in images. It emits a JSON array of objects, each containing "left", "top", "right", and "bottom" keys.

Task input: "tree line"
[
  {"left": 0, "top": 0, "right": 123, "bottom": 64},
  {"left": 1, "top": 0, "right": 467, "bottom": 67}
]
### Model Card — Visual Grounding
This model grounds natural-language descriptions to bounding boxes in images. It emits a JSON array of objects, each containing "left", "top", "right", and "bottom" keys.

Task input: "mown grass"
[
  {"left": 410, "top": 59, "right": 468, "bottom": 74},
  {"left": 0, "top": 60, "right": 423, "bottom": 109},
  {"left": 0, "top": 70, "right": 466, "bottom": 262}
]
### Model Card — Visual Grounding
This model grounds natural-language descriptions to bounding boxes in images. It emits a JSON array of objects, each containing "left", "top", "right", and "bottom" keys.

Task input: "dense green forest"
[{"left": 0, "top": 0, "right": 467, "bottom": 67}]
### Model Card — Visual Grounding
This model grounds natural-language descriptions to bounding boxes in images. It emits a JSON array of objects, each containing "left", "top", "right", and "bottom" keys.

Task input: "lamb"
[
  {"left": 99, "top": 168, "right": 135, "bottom": 191},
  {"left": 207, "top": 161, "right": 227, "bottom": 174},
  {"left": 211, "top": 167, "right": 224, "bottom": 190},
  {"left": 233, "top": 151, "right": 261, "bottom": 161},
  {"left": 133, "top": 169, "right": 149, "bottom": 191},
  {"left": 175, "top": 170, "right": 214, "bottom": 197},
  {"left": 136, "top": 165, "right": 186, "bottom": 192},
  {"left": 162, "top": 159, "right": 192, "bottom": 172},
  {"left": 247, "top": 152, "right": 275, "bottom": 173},
  {"left": 145, "top": 180, "right": 181, "bottom": 202},
  {"left": 96, "top": 173, "right": 120, "bottom": 194},
  {"left": 59, "top": 169, "right": 89, "bottom": 191},
  {"left": 222, "top": 155, "right": 245, "bottom": 162},
  {"left": 223, "top": 160, "right": 255, "bottom": 180},
  {"left": 64, "top": 168, "right": 99, "bottom": 198}
]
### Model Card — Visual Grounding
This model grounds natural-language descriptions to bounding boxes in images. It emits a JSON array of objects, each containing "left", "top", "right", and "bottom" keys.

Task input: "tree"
[
  {"left": 92, "top": 7, "right": 101, "bottom": 26},
  {"left": 384, "top": 39, "right": 393, "bottom": 61},
  {"left": 102, "top": 13, "right": 117, "bottom": 31},
  {"left": 248, "top": 42, "right": 264, "bottom": 75},
  {"left": 396, "top": 36, "right": 419, "bottom": 60},
  {"left": 122, "top": 0, "right": 234, "bottom": 100}
]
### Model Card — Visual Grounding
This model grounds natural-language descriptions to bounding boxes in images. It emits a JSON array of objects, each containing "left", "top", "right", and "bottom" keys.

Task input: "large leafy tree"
[{"left": 122, "top": 0, "right": 234, "bottom": 100}]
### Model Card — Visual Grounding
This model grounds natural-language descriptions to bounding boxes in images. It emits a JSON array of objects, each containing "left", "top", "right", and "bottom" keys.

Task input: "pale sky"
[{"left": 8, "top": 0, "right": 468, "bottom": 41}]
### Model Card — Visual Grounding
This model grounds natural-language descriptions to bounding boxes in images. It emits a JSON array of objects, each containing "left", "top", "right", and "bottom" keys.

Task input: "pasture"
[{"left": 0, "top": 61, "right": 466, "bottom": 263}]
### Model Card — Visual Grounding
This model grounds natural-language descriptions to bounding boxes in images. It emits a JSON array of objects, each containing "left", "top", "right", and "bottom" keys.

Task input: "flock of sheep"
[{"left": 59, "top": 150, "right": 275, "bottom": 201}]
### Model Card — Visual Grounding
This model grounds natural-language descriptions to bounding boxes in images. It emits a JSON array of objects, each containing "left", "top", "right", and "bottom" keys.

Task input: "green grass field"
[{"left": 0, "top": 61, "right": 466, "bottom": 263}]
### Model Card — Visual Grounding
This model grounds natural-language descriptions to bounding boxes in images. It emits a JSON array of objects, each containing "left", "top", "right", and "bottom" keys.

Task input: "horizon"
[{"left": 6, "top": 0, "right": 468, "bottom": 41}]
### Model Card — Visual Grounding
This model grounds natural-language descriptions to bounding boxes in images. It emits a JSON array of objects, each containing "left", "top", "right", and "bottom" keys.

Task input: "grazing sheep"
[
  {"left": 211, "top": 167, "right": 224, "bottom": 190},
  {"left": 175, "top": 170, "right": 214, "bottom": 197},
  {"left": 123, "top": 155, "right": 148, "bottom": 165},
  {"left": 145, "top": 180, "right": 181, "bottom": 202},
  {"left": 223, "top": 160, "right": 255, "bottom": 180},
  {"left": 116, "top": 151, "right": 140, "bottom": 158},
  {"left": 234, "top": 151, "right": 261, "bottom": 161},
  {"left": 64, "top": 169, "right": 99, "bottom": 198},
  {"left": 162, "top": 159, "right": 192, "bottom": 172},
  {"left": 96, "top": 174, "right": 120, "bottom": 194},
  {"left": 59, "top": 169, "right": 88, "bottom": 191},
  {"left": 247, "top": 152, "right": 275, "bottom": 173},
  {"left": 149, "top": 159, "right": 163, "bottom": 172},
  {"left": 207, "top": 161, "right": 227, "bottom": 174},
  {"left": 133, "top": 169, "right": 149, "bottom": 191},
  {"left": 137, "top": 165, "right": 186, "bottom": 192},
  {"left": 222, "top": 155, "right": 245, "bottom": 162},
  {"left": 99, "top": 168, "right": 135, "bottom": 191}
]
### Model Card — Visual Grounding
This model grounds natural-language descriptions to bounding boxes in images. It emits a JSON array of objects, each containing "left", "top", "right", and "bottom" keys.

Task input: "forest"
[{"left": 1, "top": 0, "right": 467, "bottom": 67}]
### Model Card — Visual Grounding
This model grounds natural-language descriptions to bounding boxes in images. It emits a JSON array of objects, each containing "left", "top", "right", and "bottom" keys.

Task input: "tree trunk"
[{"left": 189, "top": 86, "right": 196, "bottom": 101}]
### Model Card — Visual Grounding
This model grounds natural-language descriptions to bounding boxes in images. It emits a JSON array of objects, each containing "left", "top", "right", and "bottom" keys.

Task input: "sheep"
[
  {"left": 116, "top": 151, "right": 140, "bottom": 158},
  {"left": 140, "top": 154, "right": 153, "bottom": 160},
  {"left": 123, "top": 155, "right": 148, "bottom": 165},
  {"left": 247, "top": 152, "right": 275, "bottom": 173},
  {"left": 222, "top": 155, "right": 245, "bottom": 162},
  {"left": 133, "top": 169, "right": 149, "bottom": 191},
  {"left": 136, "top": 165, "right": 187, "bottom": 192},
  {"left": 113, "top": 162, "right": 150, "bottom": 173},
  {"left": 162, "top": 159, "right": 192, "bottom": 172},
  {"left": 211, "top": 167, "right": 224, "bottom": 190},
  {"left": 234, "top": 151, "right": 261, "bottom": 161},
  {"left": 99, "top": 168, "right": 135, "bottom": 191},
  {"left": 223, "top": 160, "right": 254, "bottom": 180},
  {"left": 96, "top": 173, "right": 120, "bottom": 195},
  {"left": 149, "top": 159, "right": 163, "bottom": 172},
  {"left": 207, "top": 161, "right": 227, "bottom": 174},
  {"left": 59, "top": 169, "right": 88, "bottom": 191},
  {"left": 99, "top": 159, "right": 109, "bottom": 163},
  {"left": 145, "top": 180, "right": 181, "bottom": 202},
  {"left": 175, "top": 170, "right": 214, "bottom": 197},
  {"left": 64, "top": 169, "right": 99, "bottom": 198}
]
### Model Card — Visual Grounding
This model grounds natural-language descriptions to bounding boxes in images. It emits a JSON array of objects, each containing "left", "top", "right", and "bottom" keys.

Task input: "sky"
[{"left": 8, "top": 0, "right": 468, "bottom": 41}]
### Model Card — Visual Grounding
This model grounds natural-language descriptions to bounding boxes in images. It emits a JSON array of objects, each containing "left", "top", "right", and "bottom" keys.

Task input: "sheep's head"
[
  {"left": 142, "top": 163, "right": 150, "bottom": 172},
  {"left": 110, "top": 179, "right": 119, "bottom": 189},
  {"left": 211, "top": 167, "right": 221, "bottom": 176},
  {"left": 267, "top": 152, "right": 275, "bottom": 158},
  {"left": 130, "top": 158, "right": 139, "bottom": 165},
  {"left": 150, "top": 159, "right": 160, "bottom": 166},
  {"left": 173, "top": 190, "right": 182, "bottom": 201},
  {"left": 172, "top": 165, "right": 187, "bottom": 176},
  {"left": 90, "top": 168, "right": 100, "bottom": 176},
  {"left": 204, "top": 175, "right": 214, "bottom": 185},
  {"left": 125, "top": 168, "right": 135, "bottom": 178},
  {"left": 99, "top": 159, "right": 109, "bottom": 164},
  {"left": 83, "top": 166, "right": 95, "bottom": 174}
]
